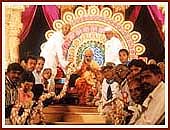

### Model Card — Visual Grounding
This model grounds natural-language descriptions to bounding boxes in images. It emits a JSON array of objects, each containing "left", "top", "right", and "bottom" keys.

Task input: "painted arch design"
[{"left": 45, "top": 6, "right": 146, "bottom": 76}]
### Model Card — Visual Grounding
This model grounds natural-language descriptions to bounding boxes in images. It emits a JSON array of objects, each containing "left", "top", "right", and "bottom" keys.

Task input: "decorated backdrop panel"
[{"left": 45, "top": 6, "right": 146, "bottom": 76}]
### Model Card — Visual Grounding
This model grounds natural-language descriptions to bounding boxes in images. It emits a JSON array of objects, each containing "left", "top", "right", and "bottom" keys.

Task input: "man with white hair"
[
  {"left": 104, "top": 26, "right": 123, "bottom": 65},
  {"left": 75, "top": 49, "right": 100, "bottom": 105}
]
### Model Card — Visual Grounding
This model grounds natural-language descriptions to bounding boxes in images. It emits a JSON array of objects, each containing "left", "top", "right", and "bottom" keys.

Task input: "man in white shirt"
[
  {"left": 104, "top": 27, "right": 123, "bottom": 65},
  {"left": 135, "top": 64, "right": 165, "bottom": 125},
  {"left": 100, "top": 64, "right": 124, "bottom": 124},
  {"left": 101, "top": 64, "right": 122, "bottom": 107}
]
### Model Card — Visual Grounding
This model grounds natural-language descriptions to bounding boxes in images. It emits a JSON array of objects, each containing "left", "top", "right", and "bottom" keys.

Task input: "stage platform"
[{"left": 43, "top": 105, "right": 106, "bottom": 124}]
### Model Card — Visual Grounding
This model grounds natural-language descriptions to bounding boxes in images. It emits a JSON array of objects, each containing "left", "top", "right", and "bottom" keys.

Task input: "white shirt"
[
  {"left": 135, "top": 81, "right": 165, "bottom": 125},
  {"left": 105, "top": 37, "right": 123, "bottom": 65},
  {"left": 101, "top": 79, "right": 121, "bottom": 102},
  {"left": 32, "top": 70, "right": 42, "bottom": 84}
]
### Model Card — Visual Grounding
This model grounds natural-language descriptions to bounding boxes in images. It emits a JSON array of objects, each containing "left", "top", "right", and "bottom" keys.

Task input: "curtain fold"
[
  {"left": 19, "top": 5, "right": 37, "bottom": 43},
  {"left": 42, "top": 5, "right": 60, "bottom": 29},
  {"left": 147, "top": 5, "right": 165, "bottom": 43},
  {"left": 128, "top": 6, "right": 142, "bottom": 24}
]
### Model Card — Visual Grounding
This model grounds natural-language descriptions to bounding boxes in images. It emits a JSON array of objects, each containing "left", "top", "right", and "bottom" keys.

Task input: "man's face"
[
  {"left": 35, "top": 59, "right": 45, "bottom": 73},
  {"left": 62, "top": 24, "right": 71, "bottom": 36},
  {"left": 129, "top": 86, "right": 141, "bottom": 104},
  {"left": 116, "top": 65, "right": 129, "bottom": 79},
  {"left": 26, "top": 59, "right": 37, "bottom": 72},
  {"left": 21, "top": 81, "right": 34, "bottom": 92},
  {"left": 104, "top": 31, "right": 113, "bottom": 40},
  {"left": 141, "top": 70, "right": 161, "bottom": 88},
  {"left": 103, "top": 68, "right": 113, "bottom": 80},
  {"left": 129, "top": 65, "right": 142, "bottom": 77},
  {"left": 84, "top": 50, "right": 93, "bottom": 64},
  {"left": 7, "top": 70, "right": 22, "bottom": 83},
  {"left": 119, "top": 51, "right": 128, "bottom": 64},
  {"left": 84, "top": 55, "right": 93, "bottom": 63}
]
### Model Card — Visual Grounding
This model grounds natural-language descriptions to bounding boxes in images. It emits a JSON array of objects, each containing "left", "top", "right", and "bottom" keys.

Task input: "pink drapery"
[
  {"left": 128, "top": 6, "right": 142, "bottom": 24},
  {"left": 19, "top": 5, "right": 60, "bottom": 43},
  {"left": 19, "top": 6, "right": 37, "bottom": 43},
  {"left": 42, "top": 5, "right": 60, "bottom": 29},
  {"left": 147, "top": 5, "right": 165, "bottom": 42}
]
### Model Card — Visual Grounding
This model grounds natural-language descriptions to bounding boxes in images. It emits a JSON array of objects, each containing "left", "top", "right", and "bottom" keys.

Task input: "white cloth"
[
  {"left": 135, "top": 81, "right": 165, "bottom": 125},
  {"left": 32, "top": 70, "right": 42, "bottom": 84},
  {"left": 40, "top": 31, "right": 68, "bottom": 77},
  {"left": 128, "top": 103, "right": 142, "bottom": 125},
  {"left": 101, "top": 79, "right": 121, "bottom": 104},
  {"left": 105, "top": 37, "right": 123, "bottom": 65}
]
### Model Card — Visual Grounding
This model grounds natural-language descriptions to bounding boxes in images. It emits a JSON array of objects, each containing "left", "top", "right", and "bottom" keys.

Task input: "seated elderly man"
[{"left": 75, "top": 49, "right": 100, "bottom": 105}]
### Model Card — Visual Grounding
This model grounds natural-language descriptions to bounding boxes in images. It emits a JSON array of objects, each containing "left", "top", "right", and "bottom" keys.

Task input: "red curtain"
[
  {"left": 19, "top": 5, "right": 37, "bottom": 43},
  {"left": 147, "top": 5, "right": 165, "bottom": 42},
  {"left": 42, "top": 5, "right": 60, "bottom": 29},
  {"left": 128, "top": 6, "right": 142, "bottom": 24}
]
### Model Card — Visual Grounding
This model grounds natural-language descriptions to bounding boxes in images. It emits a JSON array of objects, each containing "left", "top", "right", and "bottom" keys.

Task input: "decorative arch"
[{"left": 45, "top": 5, "right": 146, "bottom": 76}]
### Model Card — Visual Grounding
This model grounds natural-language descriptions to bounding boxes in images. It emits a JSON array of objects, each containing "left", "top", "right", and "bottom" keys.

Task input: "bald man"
[
  {"left": 75, "top": 49, "right": 100, "bottom": 105},
  {"left": 76, "top": 49, "right": 99, "bottom": 74}
]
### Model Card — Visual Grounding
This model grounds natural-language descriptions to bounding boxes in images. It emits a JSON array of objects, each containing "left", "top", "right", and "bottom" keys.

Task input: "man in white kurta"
[
  {"left": 40, "top": 24, "right": 71, "bottom": 77},
  {"left": 135, "top": 64, "right": 165, "bottom": 125},
  {"left": 104, "top": 27, "right": 123, "bottom": 65}
]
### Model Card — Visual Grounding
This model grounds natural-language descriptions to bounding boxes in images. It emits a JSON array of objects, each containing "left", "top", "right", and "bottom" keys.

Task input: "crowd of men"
[{"left": 5, "top": 25, "right": 165, "bottom": 125}]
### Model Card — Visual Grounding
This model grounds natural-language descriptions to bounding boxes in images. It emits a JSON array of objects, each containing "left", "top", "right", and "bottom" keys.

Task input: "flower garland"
[
  {"left": 10, "top": 92, "right": 56, "bottom": 125},
  {"left": 10, "top": 103, "right": 32, "bottom": 125},
  {"left": 100, "top": 98, "right": 127, "bottom": 125}
]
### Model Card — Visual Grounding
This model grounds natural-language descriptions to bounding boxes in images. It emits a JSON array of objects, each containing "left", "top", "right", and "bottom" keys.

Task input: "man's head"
[
  {"left": 20, "top": 71, "right": 35, "bottom": 92},
  {"left": 35, "top": 56, "right": 45, "bottom": 73},
  {"left": 25, "top": 55, "right": 37, "bottom": 72},
  {"left": 104, "top": 27, "right": 113, "bottom": 40},
  {"left": 115, "top": 64, "right": 130, "bottom": 80},
  {"left": 62, "top": 24, "right": 71, "bottom": 36},
  {"left": 128, "top": 59, "right": 146, "bottom": 77},
  {"left": 119, "top": 49, "right": 129, "bottom": 64},
  {"left": 6, "top": 63, "right": 24, "bottom": 84},
  {"left": 84, "top": 49, "right": 94, "bottom": 64},
  {"left": 102, "top": 64, "right": 114, "bottom": 80},
  {"left": 140, "top": 64, "right": 162, "bottom": 88}
]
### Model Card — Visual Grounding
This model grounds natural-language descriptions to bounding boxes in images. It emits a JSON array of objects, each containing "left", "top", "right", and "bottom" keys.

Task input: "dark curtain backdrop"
[
  {"left": 19, "top": 6, "right": 50, "bottom": 61},
  {"left": 126, "top": 5, "right": 164, "bottom": 62}
]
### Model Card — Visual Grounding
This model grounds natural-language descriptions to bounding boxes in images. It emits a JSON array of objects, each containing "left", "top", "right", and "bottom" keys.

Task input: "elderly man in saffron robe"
[{"left": 75, "top": 49, "right": 100, "bottom": 105}]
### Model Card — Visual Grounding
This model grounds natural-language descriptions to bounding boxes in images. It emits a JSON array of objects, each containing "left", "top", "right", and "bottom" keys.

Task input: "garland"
[
  {"left": 10, "top": 92, "right": 56, "bottom": 125},
  {"left": 10, "top": 78, "right": 69, "bottom": 125},
  {"left": 10, "top": 103, "right": 32, "bottom": 125}
]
